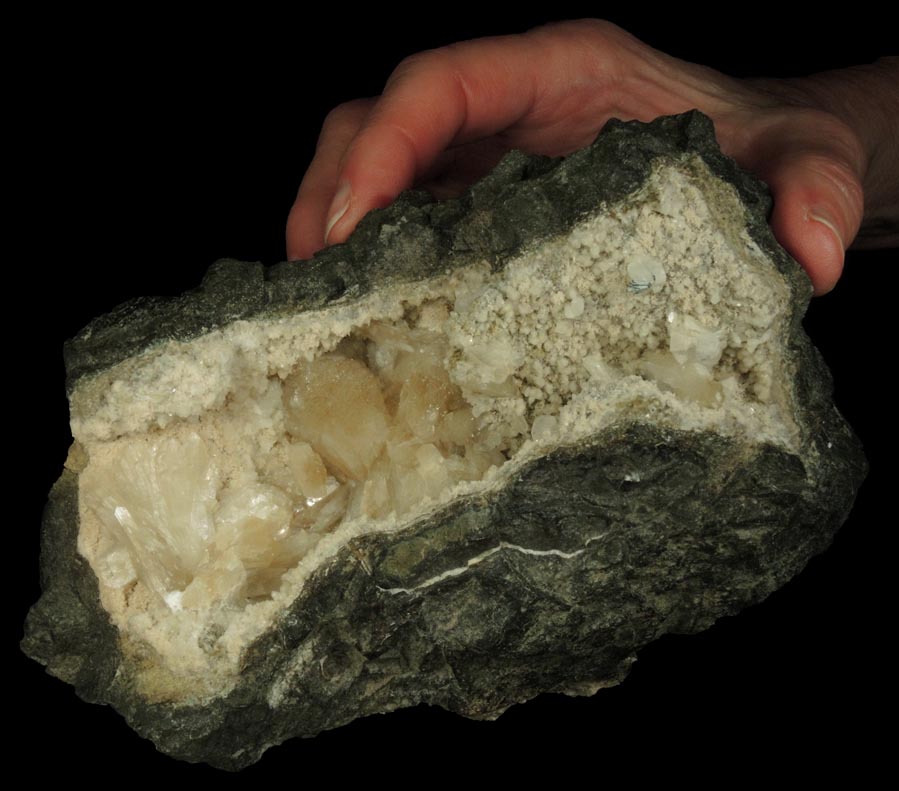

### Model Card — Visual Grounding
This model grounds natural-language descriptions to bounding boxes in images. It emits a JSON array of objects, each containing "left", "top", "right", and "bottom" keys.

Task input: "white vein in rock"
[{"left": 376, "top": 535, "right": 606, "bottom": 595}]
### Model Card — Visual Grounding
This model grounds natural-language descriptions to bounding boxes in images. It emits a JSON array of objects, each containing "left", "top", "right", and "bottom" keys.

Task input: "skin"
[{"left": 287, "top": 20, "right": 898, "bottom": 294}]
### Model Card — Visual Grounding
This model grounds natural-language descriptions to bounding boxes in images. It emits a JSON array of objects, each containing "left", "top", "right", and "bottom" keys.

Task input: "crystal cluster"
[
  {"left": 81, "top": 303, "right": 511, "bottom": 610},
  {"left": 77, "top": 158, "right": 797, "bottom": 629}
]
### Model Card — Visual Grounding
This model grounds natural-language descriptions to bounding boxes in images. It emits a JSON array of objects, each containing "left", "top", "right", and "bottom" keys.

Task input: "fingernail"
[
  {"left": 324, "top": 182, "right": 352, "bottom": 245},
  {"left": 809, "top": 208, "right": 845, "bottom": 251}
]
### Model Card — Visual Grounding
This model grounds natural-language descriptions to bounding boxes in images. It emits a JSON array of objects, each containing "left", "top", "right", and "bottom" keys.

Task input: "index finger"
[{"left": 318, "top": 28, "right": 566, "bottom": 246}]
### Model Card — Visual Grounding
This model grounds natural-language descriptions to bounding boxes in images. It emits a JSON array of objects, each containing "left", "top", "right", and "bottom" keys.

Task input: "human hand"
[{"left": 287, "top": 20, "right": 894, "bottom": 294}]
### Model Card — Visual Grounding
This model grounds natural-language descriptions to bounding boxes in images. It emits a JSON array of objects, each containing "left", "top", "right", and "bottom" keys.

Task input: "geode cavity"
[{"left": 22, "top": 112, "right": 866, "bottom": 769}]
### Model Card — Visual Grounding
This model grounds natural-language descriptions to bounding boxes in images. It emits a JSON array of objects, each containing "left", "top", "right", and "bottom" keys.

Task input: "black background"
[{"left": 14, "top": 7, "right": 895, "bottom": 776}]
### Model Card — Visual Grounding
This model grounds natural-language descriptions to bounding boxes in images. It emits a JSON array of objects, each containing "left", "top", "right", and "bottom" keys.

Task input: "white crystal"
[
  {"left": 563, "top": 294, "right": 585, "bottom": 319},
  {"left": 531, "top": 415, "right": 559, "bottom": 441},
  {"left": 81, "top": 431, "right": 218, "bottom": 602},
  {"left": 627, "top": 255, "right": 667, "bottom": 293},
  {"left": 668, "top": 313, "right": 724, "bottom": 370},
  {"left": 639, "top": 350, "right": 723, "bottom": 406}
]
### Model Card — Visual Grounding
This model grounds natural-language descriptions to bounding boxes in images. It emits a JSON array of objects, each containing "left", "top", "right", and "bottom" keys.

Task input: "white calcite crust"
[{"left": 73, "top": 158, "right": 795, "bottom": 700}]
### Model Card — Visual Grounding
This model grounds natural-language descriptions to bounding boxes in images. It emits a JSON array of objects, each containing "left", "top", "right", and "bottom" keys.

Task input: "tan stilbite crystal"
[{"left": 81, "top": 307, "right": 510, "bottom": 612}]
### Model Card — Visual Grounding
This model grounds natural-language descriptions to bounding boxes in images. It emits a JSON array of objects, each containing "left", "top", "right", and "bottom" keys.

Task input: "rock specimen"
[{"left": 22, "top": 112, "right": 866, "bottom": 769}]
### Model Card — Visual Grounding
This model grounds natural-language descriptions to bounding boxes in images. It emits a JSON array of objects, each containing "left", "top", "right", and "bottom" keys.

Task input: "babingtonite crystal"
[{"left": 22, "top": 112, "right": 866, "bottom": 769}]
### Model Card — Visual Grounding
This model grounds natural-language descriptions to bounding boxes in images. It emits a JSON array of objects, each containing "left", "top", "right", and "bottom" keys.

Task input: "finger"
[
  {"left": 745, "top": 117, "right": 865, "bottom": 295},
  {"left": 322, "top": 31, "right": 561, "bottom": 246},
  {"left": 286, "top": 98, "right": 375, "bottom": 260},
  {"left": 321, "top": 20, "right": 684, "bottom": 247},
  {"left": 306, "top": 20, "right": 827, "bottom": 260}
]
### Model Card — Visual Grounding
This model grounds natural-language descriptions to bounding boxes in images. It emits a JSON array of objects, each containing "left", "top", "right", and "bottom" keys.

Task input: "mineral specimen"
[{"left": 22, "top": 111, "right": 866, "bottom": 769}]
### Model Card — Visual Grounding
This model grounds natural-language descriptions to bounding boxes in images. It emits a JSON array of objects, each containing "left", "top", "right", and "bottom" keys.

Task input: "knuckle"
[
  {"left": 527, "top": 17, "right": 622, "bottom": 45},
  {"left": 322, "top": 99, "right": 369, "bottom": 132},
  {"left": 385, "top": 48, "right": 451, "bottom": 90}
]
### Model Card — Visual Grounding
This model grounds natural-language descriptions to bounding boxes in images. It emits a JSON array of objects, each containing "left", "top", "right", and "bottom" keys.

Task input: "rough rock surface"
[{"left": 22, "top": 112, "right": 867, "bottom": 769}]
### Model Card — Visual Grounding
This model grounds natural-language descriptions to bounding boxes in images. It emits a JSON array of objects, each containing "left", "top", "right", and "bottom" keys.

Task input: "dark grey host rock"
[{"left": 22, "top": 112, "right": 867, "bottom": 769}]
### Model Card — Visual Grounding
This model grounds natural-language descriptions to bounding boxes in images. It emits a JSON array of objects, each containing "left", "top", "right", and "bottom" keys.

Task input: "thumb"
[{"left": 747, "top": 121, "right": 865, "bottom": 295}]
